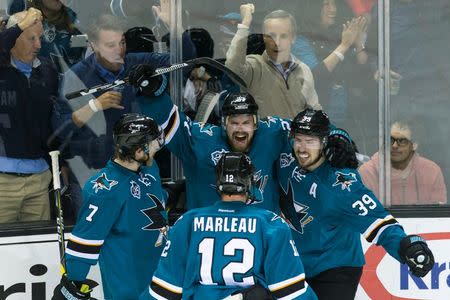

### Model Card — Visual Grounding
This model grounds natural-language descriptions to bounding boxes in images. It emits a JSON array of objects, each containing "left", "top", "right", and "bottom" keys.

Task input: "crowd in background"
[{"left": 0, "top": 0, "right": 449, "bottom": 225}]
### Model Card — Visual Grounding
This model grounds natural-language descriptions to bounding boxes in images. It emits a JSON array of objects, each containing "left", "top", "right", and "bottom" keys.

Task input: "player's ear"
[{"left": 412, "top": 142, "right": 418, "bottom": 151}]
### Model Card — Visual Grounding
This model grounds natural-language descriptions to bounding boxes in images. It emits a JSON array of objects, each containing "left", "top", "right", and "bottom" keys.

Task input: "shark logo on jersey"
[
  {"left": 260, "top": 116, "right": 277, "bottom": 127},
  {"left": 280, "top": 180, "right": 313, "bottom": 234},
  {"left": 91, "top": 173, "right": 118, "bottom": 193},
  {"left": 139, "top": 173, "right": 156, "bottom": 187},
  {"left": 211, "top": 149, "right": 228, "bottom": 165},
  {"left": 197, "top": 123, "right": 215, "bottom": 136},
  {"left": 253, "top": 169, "right": 268, "bottom": 199},
  {"left": 292, "top": 166, "right": 306, "bottom": 182},
  {"left": 333, "top": 171, "right": 357, "bottom": 191},
  {"left": 141, "top": 193, "right": 167, "bottom": 231},
  {"left": 130, "top": 180, "right": 141, "bottom": 199},
  {"left": 280, "top": 152, "right": 295, "bottom": 168}
]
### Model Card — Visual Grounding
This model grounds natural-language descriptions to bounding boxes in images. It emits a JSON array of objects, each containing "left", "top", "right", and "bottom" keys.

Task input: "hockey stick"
[
  {"left": 49, "top": 150, "right": 67, "bottom": 272},
  {"left": 65, "top": 57, "right": 247, "bottom": 100}
]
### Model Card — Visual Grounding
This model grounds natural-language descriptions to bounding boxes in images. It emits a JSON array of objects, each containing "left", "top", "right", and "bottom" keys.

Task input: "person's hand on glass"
[
  {"left": 341, "top": 17, "right": 360, "bottom": 50},
  {"left": 354, "top": 16, "right": 368, "bottom": 51},
  {"left": 152, "top": 0, "right": 171, "bottom": 28}
]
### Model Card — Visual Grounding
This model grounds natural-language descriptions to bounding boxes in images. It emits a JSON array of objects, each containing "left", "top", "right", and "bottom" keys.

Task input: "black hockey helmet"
[
  {"left": 290, "top": 109, "right": 330, "bottom": 138},
  {"left": 216, "top": 152, "right": 255, "bottom": 195},
  {"left": 125, "top": 27, "right": 157, "bottom": 53},
  {"left": 187, "top": 28, "right": 214, "bottom": 58},
  {"left": 113, "top": 113, "right": 164, "bottom": 155},
  {"left": 221, "top": 92, "right": 259, "bottom": 128}
]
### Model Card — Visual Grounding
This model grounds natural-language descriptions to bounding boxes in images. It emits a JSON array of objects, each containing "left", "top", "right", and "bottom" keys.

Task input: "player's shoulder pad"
[
  {"left": 260, "top": 210, "right": 291, "bottom": 230},
  {"left": 190, "top": 121, "right": 222, "bottom": 139},
  {"left": 259, "top": 116, "right": 291, "bottom": 132},
  {"left": 279, "top": 151, "right": 297, "bottom": 170},
  {"left": 327, "top": 167, "right": 365, "bottom": 194},
  {"left": 85, "top": 170, "right": 120, "bottom": 196}
]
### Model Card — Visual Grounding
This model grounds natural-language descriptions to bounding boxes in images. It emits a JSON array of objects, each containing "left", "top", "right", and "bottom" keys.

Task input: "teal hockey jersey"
[
  {"left": 277, "top": 152, "right": 407, "bottom": 277},
  {"left": 65, "top": 160, "right": 168, "bottom": 299},
  {"left": 138, "top": 93, "right": 291, "bottom": 212},
  {"left": 142, "top": 201, "right": 317, "bottom": 300}
]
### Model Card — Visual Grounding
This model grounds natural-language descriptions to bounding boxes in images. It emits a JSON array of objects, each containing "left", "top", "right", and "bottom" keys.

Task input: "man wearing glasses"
[{"left": 359, "top": 121, "right": 447, "bottom": 205}]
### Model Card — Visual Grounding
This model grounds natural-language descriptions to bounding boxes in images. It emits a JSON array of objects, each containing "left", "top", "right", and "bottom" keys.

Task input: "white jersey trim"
[
  {"left": 268, "top": 273, "right": 305, "bottom": 291},
  {"left": 149, "top": 287, "right": 169, "bottom": 300},
  {"left": 277, "top": 282, "right": 309, "bottom": 300},
  {"left": 66, "top": 248, "right": 99, "bottom": 260},
  {"left": 371, "top": 223, "right": 399, "bottom": 244},
  {"left": 152, "top": 276, "right": 183, "bottom": 293},
  {"left": 68, "top": 234, "right": 104, "bottom": 246},
  {"left": 363, "top": 215, "right": 395, "bottom": 241},
  {"left": 162, "top": 105, "right": 180, "bottom": 144}
]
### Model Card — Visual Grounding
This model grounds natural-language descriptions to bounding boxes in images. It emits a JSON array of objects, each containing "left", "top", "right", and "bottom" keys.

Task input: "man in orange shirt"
[{"left": 359, "top": 121, "right": 447, "bottom": 205}]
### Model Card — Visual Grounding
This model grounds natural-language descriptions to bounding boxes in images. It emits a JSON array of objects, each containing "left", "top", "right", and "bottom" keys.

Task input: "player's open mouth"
[
  {"left": 296, "top": 152, "right": 309, "bottom": 160},
  {"left": 233, "top": 133, "right": 248, "bottom": 143}
]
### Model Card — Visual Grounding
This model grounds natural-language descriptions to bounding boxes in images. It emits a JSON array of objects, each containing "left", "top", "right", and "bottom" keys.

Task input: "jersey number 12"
[{"left": 198, "top": 237, "right": 255, "bottom": 286}]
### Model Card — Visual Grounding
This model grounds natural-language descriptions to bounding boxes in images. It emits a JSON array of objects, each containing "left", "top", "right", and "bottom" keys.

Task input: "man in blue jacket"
[{"left": 52, "top": 13, "right": 196, "bottom": 215}]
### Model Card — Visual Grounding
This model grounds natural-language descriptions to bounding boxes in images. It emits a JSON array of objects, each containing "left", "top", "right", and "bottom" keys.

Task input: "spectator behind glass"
[
  {"left": 0, "top": 8, "right": 59, "bottom": 224},
  {"left": 26, "top": 0, "right": 84, "bottom": 71},
  {"left": 359, "top": 121, "right": 447, "bottom": 205},
  {"left": 52, "top": 12, "right": 195, "bottom": 217},
  {"left": 225, "top": 3, "right": 321, "bottom": 119},
  {"left": 293, "top": 0, "right": 371, "bottom": 126}
]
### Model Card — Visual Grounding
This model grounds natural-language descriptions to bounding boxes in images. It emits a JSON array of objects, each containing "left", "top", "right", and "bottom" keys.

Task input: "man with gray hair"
[
  {"left": 225, "top": 3, "right": 321, "bottom": 119},
  {"left": 0, "top": 7, "right": 59, "bottom": 223}
]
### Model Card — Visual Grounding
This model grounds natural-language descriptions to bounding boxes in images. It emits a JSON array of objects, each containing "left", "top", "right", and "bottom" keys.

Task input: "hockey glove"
[
  {"left": 325, "top": 128, "right": 359, "bottom": 169},
  {"left": 128, "top": 64, "right": 168, "bottom": 97},
  {"left": 398, "top": 235, "right": 434, "bottom": 277},
  {"left": 52, "top": 275, "right": 98, "bottom": 300}
]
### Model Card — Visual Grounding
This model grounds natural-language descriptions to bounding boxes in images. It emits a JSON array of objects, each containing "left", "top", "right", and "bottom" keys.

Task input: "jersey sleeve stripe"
[
  {"left": 277, "top": 282, "right": 309, "bottom": 300},
  {"left": 68, "top": 234, "right": 104, "bottom": 246},
  {"left": 67, "top": 239, "right": 102, "bottom": 255},
  {"left": 161, "top": 105, "right": 179, "bottom": 144},
  {"left": 364, "top": 215, "right": 399, "bottom": 243},
  {"left": 150, "top": 277, "right": 182, "bottom": 300},
  {"left": 268, "top": 273, "right": 305, "bottom": 291},
  {"left": 66, "top": 248, "right": 99, "bottom": 260},
  {"left": 152, "top": 276, "right": 183, "bottom": 293},
  {"left": 149, "top": 287, "right": 171, "bottom": 300},
  {"left": 269, "top": 273, "right": 306, "bottom": 299}
]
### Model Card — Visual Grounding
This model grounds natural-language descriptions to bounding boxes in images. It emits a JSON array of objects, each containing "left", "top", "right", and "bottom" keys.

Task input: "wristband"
[
  {"left": 237, "top": 23, "right": 249, "bottom": 29},
  {"left": 333, "top": 50, "right": 344, "bottom": 62},
  {"left": 88, "top": 99, "right": 99, "bottom": 112}
]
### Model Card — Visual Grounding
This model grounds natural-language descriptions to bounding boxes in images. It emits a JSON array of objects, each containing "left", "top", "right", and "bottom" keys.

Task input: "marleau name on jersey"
[{"left": 193, "top": 216, "right": 257, "bottom": 233}]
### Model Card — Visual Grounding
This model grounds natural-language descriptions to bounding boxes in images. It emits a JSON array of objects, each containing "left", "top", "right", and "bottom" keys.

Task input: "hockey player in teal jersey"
[
  {"left": 52, "top": 114, "right": 168, "bottom": 300},
  {"left": 142, "top": 152, "right": 317, "bottom": 300},
  {"left": 127, "top": 64, "right": 358, "bottom": 213},
  {"left": 277, "top": 109, "right": 435, "bottom": 300}
]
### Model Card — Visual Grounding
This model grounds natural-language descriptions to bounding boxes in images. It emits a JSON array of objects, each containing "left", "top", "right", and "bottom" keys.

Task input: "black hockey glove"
[
  {"left": 128, "top": 64, "right": 167, "bottom": 97},
  {"left": 398, "top": 235, "right": 434, "bottom": 277},
  {"left": 230, "top": 283, "right": 274, "bottom": 300},
  {"left": 325, "top": 128, "right": 359, "bottom": 169},
  {"left": 52, "top": 275, "right": 98, "bottom": 300}
]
